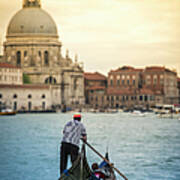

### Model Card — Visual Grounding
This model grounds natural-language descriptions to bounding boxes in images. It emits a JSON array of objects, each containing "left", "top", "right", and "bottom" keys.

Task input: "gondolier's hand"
[{"left": 81, "top": 136, "right": 87, "bottom": 142}]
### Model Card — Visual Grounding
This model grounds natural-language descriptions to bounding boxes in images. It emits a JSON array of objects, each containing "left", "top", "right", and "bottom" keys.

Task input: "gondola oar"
[{"left": 82, "top": 140, "right": 128, "bottom": 180}]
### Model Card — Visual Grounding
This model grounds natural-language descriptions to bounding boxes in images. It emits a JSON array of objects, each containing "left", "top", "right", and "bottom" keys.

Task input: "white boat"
[{"left": 0, "top": 109, "right": 16, "bottom": 116}]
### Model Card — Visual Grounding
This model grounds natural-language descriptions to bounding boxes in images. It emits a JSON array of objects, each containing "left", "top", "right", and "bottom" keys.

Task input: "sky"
[{"left": 0, "top": 0, "right": 180, "bottom": 76}]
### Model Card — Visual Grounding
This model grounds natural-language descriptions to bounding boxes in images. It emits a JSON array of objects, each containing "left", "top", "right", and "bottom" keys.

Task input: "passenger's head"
[
  {"left": 92, "top": 163, "right": 99, "bottom": 170},
  {"left": 73, "top": 113, "right": 81, "bottom": 121}
]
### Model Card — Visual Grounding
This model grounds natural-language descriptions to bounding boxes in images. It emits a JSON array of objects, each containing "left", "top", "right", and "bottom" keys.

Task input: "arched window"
[
  {"left": 28, "top": 94, "right": 32, "bottom": 99},
  {"left": 42, "top": 94, "right": 46, "bottom": 99},
  {"left": 42, "top": 102, "right": 46, "bottom": 110},
  {"left": 16, "top": 51, "right": 21, "bottom": 66},
  {"left": 44, "top": 51, "right": 49, "bottom": 65},
  {"left": 45, "top": 76, "right": 57, "bottom": 84},
  {"left": 14, "top": 102, "right": 17, "bottom": 111},
  {"left": 13, "top": 94, "right": 17, "bottom": 99},
  {"left": 24, "top": 51, "right": 27, "bottom": 57},
  {"left": 28, "top": 102, "right": 32, "bottom": 111}
]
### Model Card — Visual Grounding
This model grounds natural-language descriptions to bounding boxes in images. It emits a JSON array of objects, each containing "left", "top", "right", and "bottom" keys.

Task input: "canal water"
[{"left": 0, "top": 112, "right": 180, "bottom": 180}]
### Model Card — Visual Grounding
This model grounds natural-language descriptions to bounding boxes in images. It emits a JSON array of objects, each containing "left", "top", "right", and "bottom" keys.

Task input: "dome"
[{"left": 7, "top": 8, "right": 58, "bottom": 36}]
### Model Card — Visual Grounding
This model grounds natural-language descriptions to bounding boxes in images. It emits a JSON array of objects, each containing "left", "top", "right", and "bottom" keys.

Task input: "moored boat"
[{"left": 0, "top": 109, "right": 16, "bottom": 116}]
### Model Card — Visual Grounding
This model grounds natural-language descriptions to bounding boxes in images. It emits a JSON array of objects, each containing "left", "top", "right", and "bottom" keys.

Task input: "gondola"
[{"left": 58, "top": 143, "right": 117, "bottom": 180}]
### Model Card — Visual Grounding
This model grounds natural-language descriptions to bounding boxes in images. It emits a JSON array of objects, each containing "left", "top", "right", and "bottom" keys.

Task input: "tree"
[{"left": 23, "top": 73, "right": 31, "bottom": 84}]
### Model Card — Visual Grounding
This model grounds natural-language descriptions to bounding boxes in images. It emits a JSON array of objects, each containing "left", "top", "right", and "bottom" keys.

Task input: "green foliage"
[{"left": 23, "top": 74, "right": 31, "bottom": 84}]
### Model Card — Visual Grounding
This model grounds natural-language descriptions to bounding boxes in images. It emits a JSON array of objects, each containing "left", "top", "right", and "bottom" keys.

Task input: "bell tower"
[{"left": 23, "top": 0, "right": 41, "bottom": 8}]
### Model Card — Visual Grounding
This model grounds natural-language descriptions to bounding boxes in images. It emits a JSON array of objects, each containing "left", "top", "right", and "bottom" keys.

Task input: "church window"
[
  {"left": 44, "top": 51, "right": 49, "bottom": 65},
  {"left": 28, "top": 102, "right": 32, "bottom": 111},
  {"left": 28, "top": 94, "right": 32, "bottom": 99},
  {"left": 45, "top": 76, "right": 57, "bottom": 84},
  {"left": 42, "top": 94, "right": 46, "bottom": 99},
  {"left": 74, "top": 78, "right": 77, "bottom": 90},
  {"left": 24, "top": 51, "right": 27, "bottom": 57},
  {"left": 42, "top": 102, "right": 46, "bottom": 110},
  {"left": 16, "top": 51, "right": 21, "bottom": 66},
  {"left": 13, "top": 94, "right": 17, "bottom": 99},
  {"left": 14, "top": 102, "right": 17, "bottom": 111},
  {"left": 39, "top": 51, "right": 41, "bottom": 57}
]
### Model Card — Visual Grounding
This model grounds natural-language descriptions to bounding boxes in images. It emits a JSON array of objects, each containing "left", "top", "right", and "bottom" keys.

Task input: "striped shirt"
[{"left": 62, "top": 120, "right": 86, "bottom": 147}]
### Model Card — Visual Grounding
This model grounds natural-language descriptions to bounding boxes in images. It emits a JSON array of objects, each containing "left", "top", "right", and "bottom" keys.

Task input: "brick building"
[
  {"left": 107, "top": 66, "right": 155, "bottom": 109},
  {"left": 106, "top": 66, "right": 179, "bottom": 109},
  {"left": 84, "top": 72, "right": 107, "bottom": 108},
  {"left": 144, "top": 67, "right": 179, "bottom": 104}
]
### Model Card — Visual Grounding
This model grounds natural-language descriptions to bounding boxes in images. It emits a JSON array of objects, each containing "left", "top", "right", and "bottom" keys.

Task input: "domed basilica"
[{"left": 1, "top": 0, "right": 85, "bottom": 110}]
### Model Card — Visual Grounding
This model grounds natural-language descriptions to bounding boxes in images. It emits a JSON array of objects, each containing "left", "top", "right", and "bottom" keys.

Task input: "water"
[{"left": 0, "top": 112, "right": 180, "bottom": 180}]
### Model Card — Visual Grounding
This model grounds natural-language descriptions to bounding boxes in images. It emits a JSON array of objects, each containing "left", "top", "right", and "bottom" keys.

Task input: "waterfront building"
[
  {"left": 84, "top": 72, "right": 107, "bottom": 109},
  {"left": 0, "top": 63, "right": 22, "bottom": 85},
  {"left": 0, "top": 0, "right": 85, "bottom": 110},
  {"left": 106, "top": 66, "right": 179, "bottom": 109},
  {"left": 0, "top": 84, "right": 51, "bottom": 111},
  {"left": 144, "top": 67, "right": 179, "bottom": 105},
  {"left": 107, "top": 66, "right": 155, "bottom": 109}
]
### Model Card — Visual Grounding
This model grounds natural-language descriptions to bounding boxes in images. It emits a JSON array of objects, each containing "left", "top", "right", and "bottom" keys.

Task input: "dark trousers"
[{"left": 60, "top": 142, "right": 79, "bottom": 174}]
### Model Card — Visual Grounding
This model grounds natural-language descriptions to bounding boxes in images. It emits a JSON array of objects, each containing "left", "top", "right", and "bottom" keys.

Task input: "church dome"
[{"left": 7, "top": 8, "right": 58, "bottom": 36}]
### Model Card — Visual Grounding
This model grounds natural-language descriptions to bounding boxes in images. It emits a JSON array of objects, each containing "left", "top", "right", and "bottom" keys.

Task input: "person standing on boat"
[{"left": 60, "top": 113, "right": 87, "bottom": 175}]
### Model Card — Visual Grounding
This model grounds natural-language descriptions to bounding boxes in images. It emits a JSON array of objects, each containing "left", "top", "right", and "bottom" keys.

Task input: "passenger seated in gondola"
[{"left": 89, "top": 163, "right": 106, "bottom": 180}]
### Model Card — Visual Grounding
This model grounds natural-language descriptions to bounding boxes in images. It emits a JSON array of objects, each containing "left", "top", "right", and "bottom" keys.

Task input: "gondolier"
[{"left": 60, "top": 113, "right": 87, "bottom": 175}]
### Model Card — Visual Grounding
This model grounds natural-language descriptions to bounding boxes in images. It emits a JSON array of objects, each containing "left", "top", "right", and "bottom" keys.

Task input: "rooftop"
[{"left": 84, "top": 72, "right": 107, "bottom": 81}]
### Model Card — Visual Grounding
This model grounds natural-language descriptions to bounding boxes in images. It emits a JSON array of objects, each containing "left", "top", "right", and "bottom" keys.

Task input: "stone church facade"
[{"left": 1, "top": 0, "right": 85, "bottom": 110}]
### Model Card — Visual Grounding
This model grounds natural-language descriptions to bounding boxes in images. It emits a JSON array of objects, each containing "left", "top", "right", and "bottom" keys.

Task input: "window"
[
  {"left": 28, "top": 94, "right": 32, "bottom": 99},
  {"left": 144, "top": 95, "right": 148, "bottom": 101},
  {"left": 139, "top": 96, "right": 143, "bottom": 101},
  {"left": 24, "top": 51, "right": 27, "bottom": 57},
  {"left": 13, "top": 94, "right": 17, "bottom": 99},
  {"left": 42, "top": 94, "right": 46, "bottom": 99},
  {"left": 16, "top": 51, "right": 21, "bottom": 66},
  {"left": 110, "top": 96, "right": 114, "bottom": 102},
  {"left": 117, "top": 79, "right": 120, "bottom": 86},
  {"left": 127, "top": 80, "right": 130, "bottom": 85},
  {"left": 28, "top": 102, "right": 32, "bottom": 111},
  {"left": 0, "top": 94, "right": 2, "bottom": 98},
  {"left": 44, "top": 51, "right": 49, "bottom": 65},
  {"left": 42, "top": 102, "right": 46, "bottom": 110},
  {"left": 122, "top": 80, "right": 124, "bottom": 85},
  {"left": 160, "top": 75, "right": 164, "bottom": 85},
  {"left": 14, "top": 102, "right": 17, "bottom": 111},
  {"left": 45, "top": 76, "right": 57, "bottom": 84},
  {"left": 153, "top": 75, "right": 157, "bottom": 85},
  {"left": 110, "top": 79, "right": 113, "bottom": 86},
  {"left": 133, "top": 80, "right": 135, "bottom": 85}
]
